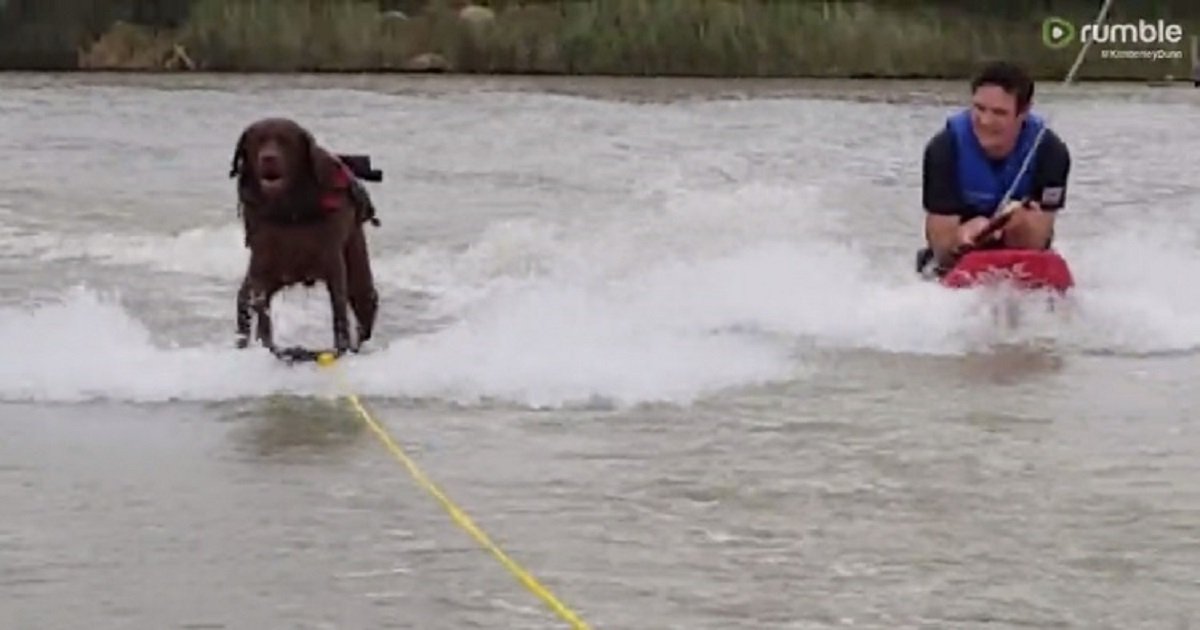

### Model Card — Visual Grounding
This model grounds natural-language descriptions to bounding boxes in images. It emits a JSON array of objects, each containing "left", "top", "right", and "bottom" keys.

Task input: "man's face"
[{"left": 970, "top": 85, "right": 1026, "bottom": 159}]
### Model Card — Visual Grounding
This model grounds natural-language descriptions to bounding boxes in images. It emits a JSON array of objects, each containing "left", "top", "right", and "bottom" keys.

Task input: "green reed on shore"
[
  {"left": 7, "top": 0, "right": 1198, "bottom": 79},
  {"left": 176, "top": 0, "right": 1200, "bottom": 79}
]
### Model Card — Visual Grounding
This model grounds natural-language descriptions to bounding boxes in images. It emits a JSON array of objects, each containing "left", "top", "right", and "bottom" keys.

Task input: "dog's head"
[{"left": 229, "top": 117, "right": 339, "bottom": 203}]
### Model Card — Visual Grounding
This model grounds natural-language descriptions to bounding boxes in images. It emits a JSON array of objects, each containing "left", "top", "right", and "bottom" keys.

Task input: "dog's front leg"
[
  {"left": 345, "top": 227, "right": 377, "bottom": 348},
  {"left": 326, "top": 254, "right": 352, "bottom": 355},
  {"left": 236, "top": 277, "right": 253, "bottom": 348},
  {"left": 250, "top": 282, "right": 279, "bottom": 352}
]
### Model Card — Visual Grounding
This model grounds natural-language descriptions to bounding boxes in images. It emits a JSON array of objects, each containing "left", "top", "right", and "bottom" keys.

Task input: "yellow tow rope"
[{"left": 314, "top": 352, "right": 591, "bottom": 629}]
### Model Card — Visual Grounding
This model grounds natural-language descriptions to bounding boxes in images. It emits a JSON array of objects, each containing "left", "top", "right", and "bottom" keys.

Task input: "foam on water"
[
  {"left": 1055, "top": 224, "right": 1200, "bottom": 355},
  {"left": 9, "top": 223, "right": 247, "bottom": 278},
  {"left": 2, "top": 181, "right": 1197, "bottom": 406},
  {"left": 0, "top": 287, "right": 335, "bottom": 403},
  {"left": 0, "top": 281, "right": 798, "bottom": 406}
]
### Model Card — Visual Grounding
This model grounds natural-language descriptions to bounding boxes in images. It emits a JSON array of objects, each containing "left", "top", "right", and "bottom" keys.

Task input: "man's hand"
[
  {"left": 955, "top": 201, "right": 1032, "bottom": 252},
  {"left": 954, "top": 216, "right": 991, "bottom": 251}
]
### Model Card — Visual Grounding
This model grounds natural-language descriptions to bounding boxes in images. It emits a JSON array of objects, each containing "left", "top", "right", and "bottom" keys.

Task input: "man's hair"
[{"left": 970, "top": 61, "right": 1034, "bottom": 112}]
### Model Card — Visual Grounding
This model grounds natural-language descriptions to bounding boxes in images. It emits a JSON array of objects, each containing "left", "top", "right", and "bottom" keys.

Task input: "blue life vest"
[{"left": 946, "top": 108, "right": 1044, "bottom": 217}]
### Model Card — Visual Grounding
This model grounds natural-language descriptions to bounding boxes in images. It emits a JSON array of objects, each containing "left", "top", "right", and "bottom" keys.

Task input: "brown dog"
[{"left": 229, "top": 117, "right": 379, "bottom": 358}]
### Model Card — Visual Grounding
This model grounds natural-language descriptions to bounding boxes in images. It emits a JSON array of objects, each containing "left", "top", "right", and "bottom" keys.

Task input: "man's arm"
[
  {"left": 922, "top": 129, "right": 971, "bottom": 263},
  {"left": 1032, "top": 128, "right": 1071, "bottom": 211},
  {"left": 1002, "top": 128, "right": 1071, "bottom": 249}
]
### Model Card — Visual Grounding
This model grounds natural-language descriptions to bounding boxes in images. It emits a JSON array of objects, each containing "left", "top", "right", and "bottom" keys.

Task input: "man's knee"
[
  {"left": 1002, "top": 231, "right": 1046, "bottom": 249},
  {"left": 1001, "top": 212, "right": 1054, "bottom": 249}
]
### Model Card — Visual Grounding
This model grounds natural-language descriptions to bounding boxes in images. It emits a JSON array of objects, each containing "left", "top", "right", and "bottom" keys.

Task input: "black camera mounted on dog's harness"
[{"left": 336, "top": 154, "right": 382, "bottom": 183}]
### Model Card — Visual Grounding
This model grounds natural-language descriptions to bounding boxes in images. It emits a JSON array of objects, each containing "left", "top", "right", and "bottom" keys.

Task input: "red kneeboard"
[{"left": 940, "top": 249, "right": 1074, "bottom": 293}]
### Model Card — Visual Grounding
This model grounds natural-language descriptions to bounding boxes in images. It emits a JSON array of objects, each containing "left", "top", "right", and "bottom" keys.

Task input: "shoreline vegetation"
[{"left": 1, "top": 0, "right": 1197, "bottom": 81}]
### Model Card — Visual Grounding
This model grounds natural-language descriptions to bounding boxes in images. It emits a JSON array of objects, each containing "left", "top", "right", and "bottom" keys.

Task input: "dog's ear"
[
  {"left": 229, "top": 129, "right": 248, "bottom": 179},
  {"left": 231, "top": 127, "right": 262, "bottom": 206},
  {"left": 303, "top": 129, "right": 342, "bottom": 191}
]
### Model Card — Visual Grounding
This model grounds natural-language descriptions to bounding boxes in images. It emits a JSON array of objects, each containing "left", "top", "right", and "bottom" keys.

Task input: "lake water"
[{"left": 1, "top": 72, "right": 1198, "bottom": 629}]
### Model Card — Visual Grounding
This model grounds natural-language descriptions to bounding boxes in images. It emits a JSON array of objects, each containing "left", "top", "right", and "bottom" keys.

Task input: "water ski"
[
  {"left": 939, "top": 249, "right": 1074, "bottom": 293},
  {"left": 915, "top": 246, "right": 1074, "bottom": 329},
  {"left": 917, "top": 246, "right": 1074, "bottom": 292},
  {"left": 272, "top": 346, "right": 341, "bottom": 365}
]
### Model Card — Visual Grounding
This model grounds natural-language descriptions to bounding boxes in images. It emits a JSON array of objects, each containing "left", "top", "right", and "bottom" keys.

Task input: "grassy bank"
[{"left": 31, "top": 0, "right": 1200, "bottom": 79}]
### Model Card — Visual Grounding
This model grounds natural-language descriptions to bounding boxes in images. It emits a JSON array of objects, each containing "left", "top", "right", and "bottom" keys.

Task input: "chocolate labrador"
[{"left": 229, "top": 117, "right": 380, "bottom": 359}]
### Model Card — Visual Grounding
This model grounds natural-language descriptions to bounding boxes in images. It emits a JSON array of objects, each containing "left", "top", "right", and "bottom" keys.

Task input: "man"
[{"left": 917, "top": 61, "right": 1071, "bottom": 276}]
